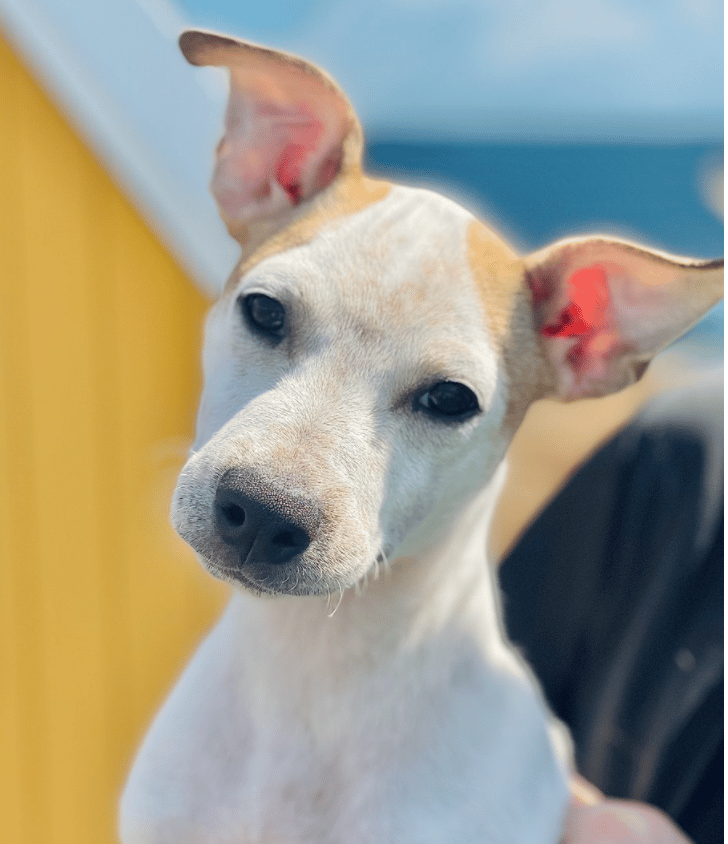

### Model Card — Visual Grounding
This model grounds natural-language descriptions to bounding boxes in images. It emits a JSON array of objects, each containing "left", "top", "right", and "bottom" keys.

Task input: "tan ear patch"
[
  {"left": 467, "top": 221, "right": 553, "bottom": 432},
  {"left": 180, "top": 30, "right": 345, "bottom": 98}
]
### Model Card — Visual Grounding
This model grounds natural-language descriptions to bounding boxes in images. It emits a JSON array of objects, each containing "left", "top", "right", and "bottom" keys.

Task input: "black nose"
[{"left": 214, "top": 469, "right": 315, "bottom": 566}]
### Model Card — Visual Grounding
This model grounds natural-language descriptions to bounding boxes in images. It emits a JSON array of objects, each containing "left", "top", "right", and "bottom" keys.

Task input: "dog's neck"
[{"left": 228, "top": 462, "right": 523, "bottom": 740}]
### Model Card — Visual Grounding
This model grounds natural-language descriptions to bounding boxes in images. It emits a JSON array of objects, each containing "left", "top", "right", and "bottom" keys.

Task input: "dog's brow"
[
  {"left": 238, "top": 267, "right": 304, "bottom": 295},
  {"left": 224, "top": 175, "right": 392, "bottom": 293}
]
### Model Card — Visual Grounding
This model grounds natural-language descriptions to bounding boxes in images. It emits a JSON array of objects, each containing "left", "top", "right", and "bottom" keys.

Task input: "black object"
[{"left": 500, "top": 373, "right": 723, "bottom": 844}]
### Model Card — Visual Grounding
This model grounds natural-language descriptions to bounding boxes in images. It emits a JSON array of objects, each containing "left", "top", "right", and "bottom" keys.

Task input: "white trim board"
[{"left": 0, "top": 0, "right": 238, "bottom": 298}]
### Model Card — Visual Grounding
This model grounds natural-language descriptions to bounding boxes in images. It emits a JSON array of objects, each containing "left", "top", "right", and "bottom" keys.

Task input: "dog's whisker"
[
  {"left": 327, "top": 583, "right": 345, "bottom": 618},
  {"left": 354, "top": 568, "right": 370, "bottom": 597}
]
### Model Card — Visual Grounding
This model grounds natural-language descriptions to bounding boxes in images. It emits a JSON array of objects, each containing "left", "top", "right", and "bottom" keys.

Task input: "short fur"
[{"left": 120, "top": 30, "right": 723, "bottom": 844}]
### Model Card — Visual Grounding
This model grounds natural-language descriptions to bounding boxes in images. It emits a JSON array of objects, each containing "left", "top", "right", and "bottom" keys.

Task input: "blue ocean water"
[{"left": 366, "top": 141, "right": 723, "bottom": 351}]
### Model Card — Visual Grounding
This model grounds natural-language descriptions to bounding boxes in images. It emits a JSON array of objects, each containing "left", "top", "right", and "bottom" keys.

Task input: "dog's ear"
[
  {"left": 524, "top": 237, "right": 723, "bottom": 400},
  {"left": 179, "top": 30, "right": 362, "bottom": 245}
]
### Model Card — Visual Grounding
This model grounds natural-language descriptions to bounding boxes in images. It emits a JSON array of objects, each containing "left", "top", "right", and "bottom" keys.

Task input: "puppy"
[{"left": 120, "top": 30, "right": 723, "bottom": 844}]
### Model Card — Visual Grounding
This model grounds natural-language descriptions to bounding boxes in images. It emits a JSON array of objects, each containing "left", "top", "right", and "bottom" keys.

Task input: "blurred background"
[{"left": 0, "top": 0, "right": 722, "bottom": 842}]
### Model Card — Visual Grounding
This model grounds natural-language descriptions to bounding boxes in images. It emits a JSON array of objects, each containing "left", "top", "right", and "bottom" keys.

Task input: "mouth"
[
  {"left": 199, "top": 547, "right": 391, "bottom": 598},
  {"left": 201, "top": 556, "right": 310, "bottom": 596}
]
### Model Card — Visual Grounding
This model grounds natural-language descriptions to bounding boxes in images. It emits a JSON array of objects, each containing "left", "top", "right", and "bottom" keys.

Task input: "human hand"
[{"left": 564, "top": 776, "right": 693, "bottom": 844}]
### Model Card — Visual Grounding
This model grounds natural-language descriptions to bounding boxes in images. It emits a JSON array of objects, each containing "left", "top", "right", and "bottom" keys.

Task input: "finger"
[
  {"left": 564, "top": 799, "right": 694, "bottom": 844},
  {"left": 570, "top": 774, "right": 603, "bottom": 805}
]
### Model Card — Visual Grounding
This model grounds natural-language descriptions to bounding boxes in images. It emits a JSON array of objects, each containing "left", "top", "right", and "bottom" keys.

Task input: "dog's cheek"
[
  {"left": 194, "top": 368, "right": 274, "bottom": 451},
  {"left": 195, "top": 337, "right": 285, "bottom": 451},
  {"left": 375, "top": 439, "right": 442, "bottom": 553},
  {"left": 194, "top": 385, "right": 235, "bottom": 451},
  {"left": 322, "top": 446, "right": 391, "bottom": 571},
  {"left": 380, "top": 420, "right": 508, "bottom": 557}
]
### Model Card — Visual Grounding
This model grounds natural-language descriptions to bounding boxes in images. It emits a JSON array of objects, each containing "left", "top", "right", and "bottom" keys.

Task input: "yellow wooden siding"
[{"left": 0, "top": 33, "right": 229, "bottom": 844}]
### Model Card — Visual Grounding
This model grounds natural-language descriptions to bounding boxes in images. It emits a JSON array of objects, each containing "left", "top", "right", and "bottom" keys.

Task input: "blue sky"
[{"left": 173, "top": 0, "right": 723, "bottom": 139}]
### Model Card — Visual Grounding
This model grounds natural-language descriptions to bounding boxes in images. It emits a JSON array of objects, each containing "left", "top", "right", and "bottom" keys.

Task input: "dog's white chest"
[{"left": 120, "top": 593, "right": 570, "bottom": 844}]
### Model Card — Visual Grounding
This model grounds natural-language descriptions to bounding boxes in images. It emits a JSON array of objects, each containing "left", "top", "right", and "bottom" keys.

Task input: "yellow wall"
[{"left": 0, "top": 34, "right": 228, "bottom": 844}]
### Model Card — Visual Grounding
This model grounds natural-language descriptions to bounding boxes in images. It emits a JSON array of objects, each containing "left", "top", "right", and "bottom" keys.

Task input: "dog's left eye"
[
  {"left": 417, "top": 381, "right": 480, "bottom": 419},
  {"left": 241, "top": 293, "right": 286, "bottom": 338}
]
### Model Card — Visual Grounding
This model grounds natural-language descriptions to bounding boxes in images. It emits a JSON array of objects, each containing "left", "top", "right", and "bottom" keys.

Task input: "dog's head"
[{"left": 172, "top": 30, "right": 723, "bottom": 597}]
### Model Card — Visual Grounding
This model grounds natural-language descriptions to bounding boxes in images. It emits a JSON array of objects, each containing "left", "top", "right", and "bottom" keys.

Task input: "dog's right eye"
[
  {"left": 416, "top": 381, "right": 480, "bottom": 420},
  {"left": 241, "top": 294, "right": 286, "bottom": 339}
]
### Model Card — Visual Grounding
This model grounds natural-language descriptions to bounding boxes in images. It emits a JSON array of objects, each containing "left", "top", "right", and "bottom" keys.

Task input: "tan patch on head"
[
  {"left": 467, "top": 221, "right": 554, "bottom": 432},
  {"left": 224, "top": 171, "right": 391, "bottom": 294}
]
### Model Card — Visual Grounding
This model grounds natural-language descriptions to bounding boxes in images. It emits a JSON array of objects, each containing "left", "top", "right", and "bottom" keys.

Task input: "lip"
[
  {"left": 201, "top": 556, "right": 309, "bottom": 597},
  {"left": 198, "top": 545, "right": 389, "bottom": 598}
]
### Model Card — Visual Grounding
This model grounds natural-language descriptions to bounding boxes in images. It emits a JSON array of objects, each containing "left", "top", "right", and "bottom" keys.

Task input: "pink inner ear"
[
  {"left": 542, "top": 266, "right": 609, "bottom": 338},
  {"left": 275, "top": 143, "right": 307, "bottom": 205},
  {"left": 274, "top": 118, "right": 325, "bottom": 206},
  {"left": 214, "top": 88, "right": 341, "bottom": 220}
]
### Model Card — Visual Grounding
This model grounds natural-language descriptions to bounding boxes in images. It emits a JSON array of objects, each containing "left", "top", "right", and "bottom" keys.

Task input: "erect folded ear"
[
  {"left": 179, "top": 30, "right": 362, "bottom": 246},
  {"left": 524, "top": 237, "right": 723, "bottom": 400}
]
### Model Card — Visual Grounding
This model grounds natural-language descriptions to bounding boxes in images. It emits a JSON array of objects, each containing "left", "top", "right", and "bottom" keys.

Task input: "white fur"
[
  {"left": 120, "top": 185, "right": 572, "bottom": 843},
  {"left": 120, "top": 26, "right": 724, "bottom": 840}
]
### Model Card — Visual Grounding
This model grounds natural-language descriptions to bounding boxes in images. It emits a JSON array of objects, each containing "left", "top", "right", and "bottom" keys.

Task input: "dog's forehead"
[
  {"left": 296, "top": 185, "right": 476, "bottom": 306},
  {"left": 231, "top": 183, "right": 523, "bottom": 348}
]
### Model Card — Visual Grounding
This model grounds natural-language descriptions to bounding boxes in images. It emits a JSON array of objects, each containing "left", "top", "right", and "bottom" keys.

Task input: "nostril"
[
  {"left": 268, "top": 524, "right": 310, "bottom": 564},
  {"left": 215, "top": 487, "right": 250, "bottom": 542},
  {"left": 271, "top": 527, "right": 309, "bottom": 550},
  {"left": 220, "top": 502, "right": 246, "bottom": 528}
]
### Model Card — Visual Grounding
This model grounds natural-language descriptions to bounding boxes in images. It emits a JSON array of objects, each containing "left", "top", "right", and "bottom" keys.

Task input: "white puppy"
[{"left": 120, "top": 30, "right": 723, "bottom": 844}]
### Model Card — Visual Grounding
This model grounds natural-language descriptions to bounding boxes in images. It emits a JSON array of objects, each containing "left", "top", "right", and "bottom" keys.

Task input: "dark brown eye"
[
  {"left": 242, "top": 294, "right": 285, "bottom": 338},
  {"left": 417, "top": 381, "right": 479, "bottom": 419}
]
